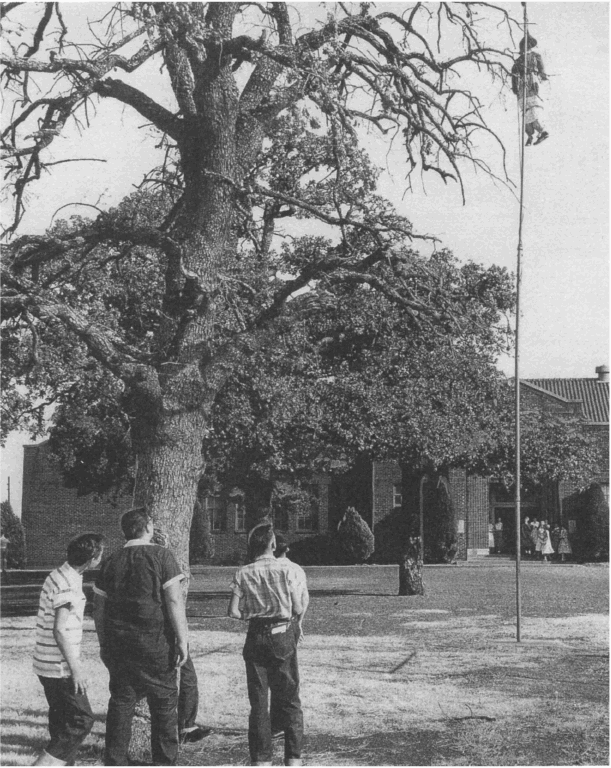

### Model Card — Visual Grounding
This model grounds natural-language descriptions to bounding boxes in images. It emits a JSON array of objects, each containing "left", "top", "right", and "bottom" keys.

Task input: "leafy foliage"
[
  {"left": 337, "top": 507, "right": 375, "bottom": 564},
  {"left": 574, "top": 483, "right": 609, "bottom": 562},
  {"left": 1, "top": 500, "right": 25, "bottom": 568}
]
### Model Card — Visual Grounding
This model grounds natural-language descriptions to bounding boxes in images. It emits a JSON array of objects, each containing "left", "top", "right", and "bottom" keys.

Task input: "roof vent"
[{"left": 595, "top": 365, "right": 609, "bottom": 383}]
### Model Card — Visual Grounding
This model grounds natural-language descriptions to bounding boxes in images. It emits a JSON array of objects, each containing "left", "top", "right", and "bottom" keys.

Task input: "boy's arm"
[
  {"left": 93, "top": 592, "right": 108, "bottom": 660},
  {"left": 227, "top": 591, "right": 242, "bottom": 619},
  {"left": 164, "top": 580, "right": 189, "bottom": 668},
  {"left": 293, "top": 577, "right": 309, "bottom": 642},
  {"left": 53, "top": 604, "right": 88, "bottom": 695}
]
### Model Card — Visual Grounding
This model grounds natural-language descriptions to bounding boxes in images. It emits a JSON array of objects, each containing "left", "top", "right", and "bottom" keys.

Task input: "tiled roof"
[{"left": 524, "top": 378, "right": 609, "bottom": 424}]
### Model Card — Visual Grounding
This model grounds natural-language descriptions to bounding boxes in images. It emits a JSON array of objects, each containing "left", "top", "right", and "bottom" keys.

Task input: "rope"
[{"left": 514, "top": 2, "right": 529, "bottom": 644}]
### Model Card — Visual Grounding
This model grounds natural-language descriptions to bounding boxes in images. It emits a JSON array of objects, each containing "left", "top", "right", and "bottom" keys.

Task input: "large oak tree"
[{"left": 1, "top": 2, "right": 520, "bottom": 572}]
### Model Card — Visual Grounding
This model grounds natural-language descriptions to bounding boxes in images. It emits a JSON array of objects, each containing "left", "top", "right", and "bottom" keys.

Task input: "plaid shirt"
[{"left": 231, "top": 555, "right": 298, "bottom": 620}]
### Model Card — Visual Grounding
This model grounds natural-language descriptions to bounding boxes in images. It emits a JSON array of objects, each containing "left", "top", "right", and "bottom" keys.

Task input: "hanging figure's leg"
[
  {"left": 532, "top": 119, "right": 549, "bottom": 145},
  {"left": 525, "top": 122, "right": 535, "bottom": 146}
]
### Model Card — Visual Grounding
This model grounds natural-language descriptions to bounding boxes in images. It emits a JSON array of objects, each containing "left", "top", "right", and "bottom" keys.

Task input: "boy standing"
[
  {"left": 228, "top": 524, "right": 305, "bottom": 767},
  {"left": 93, "top": 507, "right": 189, "bottom": 766},
  {"left": 33, "top": 532, "right": 106, "bottom": 766}
]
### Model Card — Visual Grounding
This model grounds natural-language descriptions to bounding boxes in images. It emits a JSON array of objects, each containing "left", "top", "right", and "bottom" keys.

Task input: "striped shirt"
[
  {"left": 230, "top": 555, "right": 298, "bottom": 620},
  {"left": 33, "top": 562, "right": 86, "bottom": 679}
]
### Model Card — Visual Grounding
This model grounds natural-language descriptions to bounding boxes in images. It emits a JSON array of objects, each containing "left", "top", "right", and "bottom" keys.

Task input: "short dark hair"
[
  {"left": 274, "top": 533, "right": 289, "bottom": 557},
  {"left": 121, "top": 507, "right": 152, "bottom": 540},
  {"left": 249, "top": 524, "right": 275, "bottom": 559},
  {"left": 67, "top": 533, "right": 105, "bottom": 567}
]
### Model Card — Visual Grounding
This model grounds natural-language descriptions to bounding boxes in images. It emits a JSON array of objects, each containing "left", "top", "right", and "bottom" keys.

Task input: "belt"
[{"left": 249, "top": 617, "right": 291, "bottom": 626}]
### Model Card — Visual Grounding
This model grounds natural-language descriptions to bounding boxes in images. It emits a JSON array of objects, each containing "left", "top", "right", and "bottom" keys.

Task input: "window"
[
  {"left": 273, "top": 506, "right": 289, "bottom": 531},
  {"left": 297, "top": 485, "right": 319, "bottom": 531},
  {"left": 206, "top": 495, "right": 226, "bottom": 532},
  {"left": 233, "top": 501, "right": 246, "bottom": 532},
  {"left": 393, "top": 484, "right": 403, "bottom": 508}
]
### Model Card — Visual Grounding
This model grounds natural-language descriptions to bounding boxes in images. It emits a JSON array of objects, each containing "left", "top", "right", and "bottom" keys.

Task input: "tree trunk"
[
  {"left": 128, "top": 407, "right": 206, "bottom": 762},
  {"left": 398, "top": 536, "right": 424, "bottom": 596},
  {"left": 128, "top": 700, "right": 153, "bottom": 765}
]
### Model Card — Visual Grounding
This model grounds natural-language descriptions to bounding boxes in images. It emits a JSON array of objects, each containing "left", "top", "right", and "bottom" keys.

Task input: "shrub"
[
  {"left": 577, "top": 483, "right": 609, "bottom": 561},
  {"left": 336, "top": 507, "right": 375, "bottom": 564},
  {"left": 1, "top": 500, "right": 25, "bottom": 568}
]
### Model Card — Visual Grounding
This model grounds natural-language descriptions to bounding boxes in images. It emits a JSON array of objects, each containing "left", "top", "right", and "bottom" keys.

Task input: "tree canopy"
[{"left": 1, "top": 2, "right": 524, "bottom": 568}]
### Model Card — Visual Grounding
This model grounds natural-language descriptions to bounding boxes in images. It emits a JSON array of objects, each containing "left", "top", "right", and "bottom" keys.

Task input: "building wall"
[
  {"left": 372, "top": 461, "right": 401, "bottom": 529},
  {"left": 372, "top": 462, "right": 488, "bottom": 560},
  {"left": 467, "top": 475, "right": 490, "bottom": 556},
  {"left": 22, "top": 444, "right": 128, "bottom": 568},
  {"left": 448, "top": 468, "right": 468, "bottom": 560},
  {"left": 207, "top": 475, "right": 331, "bottom": 564}
]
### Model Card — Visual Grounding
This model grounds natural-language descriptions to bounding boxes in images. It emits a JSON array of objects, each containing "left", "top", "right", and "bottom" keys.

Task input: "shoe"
[
  {"left": 534, "top": 131, "right": 549, "bottom": 145},
  {"left": 180, "top": 726, "right": 212, "bottom": 743},
  {"left": 272, "top": 730, "right": 284, "bottom": 740}
]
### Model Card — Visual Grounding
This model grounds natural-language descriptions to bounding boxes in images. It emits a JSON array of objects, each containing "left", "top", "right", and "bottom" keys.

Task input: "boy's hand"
[
  {"left": 175, "top": 640, "right": 189, "bottom": 668},
  {"left": 71, "top": 667, "right": 88, "bottom": 696},
  {"left": 296, "top": 621, "right": 305, "bottom": 644}
]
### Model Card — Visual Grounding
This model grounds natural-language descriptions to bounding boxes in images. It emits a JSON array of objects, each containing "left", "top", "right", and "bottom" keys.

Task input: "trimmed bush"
[
  {"left": 337, "top": 507, "right": 375, "bottom": 564},
  {"left": 576, "top": 483, "right": 609, "bottom": 561},
  {"left": 1, "top": 501, "right": 25, "bottom": 569}
]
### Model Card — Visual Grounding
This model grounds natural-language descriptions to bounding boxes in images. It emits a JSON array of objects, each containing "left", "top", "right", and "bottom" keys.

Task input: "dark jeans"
[
  {"left": 38, "top": 676, "right": 94, "bottom": 765},
  {"left": 243, "top": 621, "right": 303, "bottom": 764},
  {"left": 178, "top": 654, "right": 198, "bottom": 733},
  {"left": 104, "top": 662, "right": 179, "bottom": 766}
]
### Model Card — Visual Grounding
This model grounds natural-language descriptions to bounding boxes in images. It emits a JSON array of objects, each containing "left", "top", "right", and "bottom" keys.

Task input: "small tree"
[
  {"left": 577, "top": 483, "right": 609, "bottom": 562},
  {"left": 336, "top": 507, "right": 374, "bottom": 564},
  {"left": 1, "top": 500, "right": 25, "bottom": 568}
]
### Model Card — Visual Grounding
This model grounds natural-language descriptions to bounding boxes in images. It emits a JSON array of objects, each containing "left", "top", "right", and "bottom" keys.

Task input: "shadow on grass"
[{"left": 178, "top": 718, "right": 610, "bottom": 766}]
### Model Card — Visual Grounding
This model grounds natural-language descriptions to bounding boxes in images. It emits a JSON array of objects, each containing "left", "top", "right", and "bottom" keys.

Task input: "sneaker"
[
  {"left": 534, "top": 131, "right": 549, "bottom": 145},
  {"left": 180, "top": 726, "right": 212, "bottom": 744}
]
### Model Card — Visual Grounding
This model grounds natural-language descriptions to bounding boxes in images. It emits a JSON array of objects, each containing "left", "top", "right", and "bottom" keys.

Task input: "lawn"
[{"left": 1, "top": 564, "right": 608, "bottom": 766}]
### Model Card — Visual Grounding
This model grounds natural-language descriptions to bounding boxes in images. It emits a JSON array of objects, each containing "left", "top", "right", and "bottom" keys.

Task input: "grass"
[{"left": 1, "top": 564, "right": 608, "bottom": 766}]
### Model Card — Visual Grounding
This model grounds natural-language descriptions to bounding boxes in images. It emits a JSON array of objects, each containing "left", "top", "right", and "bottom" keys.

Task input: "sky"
[{"left": 1, "top": 1, "right": 608, "bottom": 514}]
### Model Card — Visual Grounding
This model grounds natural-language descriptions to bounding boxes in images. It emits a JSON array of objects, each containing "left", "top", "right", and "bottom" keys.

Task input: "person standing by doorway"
[
  {"left": 494, "top": 517, "right": 504, "bottom": 554},
  {"left": 557, "top": 525, "right": 573, "bottom": 562}
]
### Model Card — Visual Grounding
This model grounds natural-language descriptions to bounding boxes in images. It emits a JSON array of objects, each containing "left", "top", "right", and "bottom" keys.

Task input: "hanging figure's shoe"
[{"left": 534, "top": 131, "right": 549, "bottom": 145}]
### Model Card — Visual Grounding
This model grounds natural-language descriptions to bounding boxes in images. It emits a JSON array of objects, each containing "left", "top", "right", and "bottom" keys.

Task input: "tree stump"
[
  {"left": 128, "top": 699, "right": 152, "bottom": 765},
  {"left": 398, "top": 536, "right": 424, "bottom": 596}
]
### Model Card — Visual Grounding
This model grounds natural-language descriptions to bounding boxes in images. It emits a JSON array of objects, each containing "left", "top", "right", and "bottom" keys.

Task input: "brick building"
[{"left": 21, "top": 368, "right": 609, "bottom": 567}]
